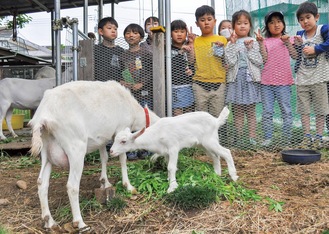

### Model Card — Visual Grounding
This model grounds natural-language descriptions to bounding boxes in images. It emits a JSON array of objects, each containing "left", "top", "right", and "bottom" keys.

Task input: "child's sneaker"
[
  {"left": 127, "top": 151, "right": 138, "bottom": 160},
  {"left": 298, "top": 134, "right": 313, "bottom": 149},
  {"left": 137, "top": 150, "right": 151, "bottom": 159},
  {"left": 261, "top": 139, "right": 272, "bottom": 147},
  {"left": 312, "top": 134, "right": 323, "bottom": 150},
  {"left": 249, "top": 138, "right": 257, "bottom": 145},
  {"left": 322, "top": 136, "right": 329, "bottom": 149}
]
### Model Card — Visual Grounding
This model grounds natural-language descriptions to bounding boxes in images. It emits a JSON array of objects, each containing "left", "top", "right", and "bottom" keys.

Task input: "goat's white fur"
[
  {"left": 110, "top": 106, "right": 239, "bottom": 193},
  {"left": 29, "top": 80, "right": 159, "bottom": 230}
]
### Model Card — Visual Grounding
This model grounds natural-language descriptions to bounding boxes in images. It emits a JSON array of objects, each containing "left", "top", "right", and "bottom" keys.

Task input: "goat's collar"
[{"left": 144, "top": 107, "right": 150, "bottom": 128}]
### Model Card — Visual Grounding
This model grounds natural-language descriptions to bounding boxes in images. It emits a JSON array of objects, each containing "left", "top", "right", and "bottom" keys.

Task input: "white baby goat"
[{"left": 110, "top": 106, "right": 239, "bottom": 193}]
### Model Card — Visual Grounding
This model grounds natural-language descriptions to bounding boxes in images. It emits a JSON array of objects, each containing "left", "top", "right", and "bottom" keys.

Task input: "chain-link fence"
[
  {"left": 1, "top": 1, "right": 327, "bottom": 151},
  {"left": 63, "top": 1, "right": 328, "bottom": 152}
]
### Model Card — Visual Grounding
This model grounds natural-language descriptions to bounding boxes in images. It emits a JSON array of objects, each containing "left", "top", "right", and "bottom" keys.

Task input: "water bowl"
[{"left": 281, "top": 149, "right": 321, "bottom": 165}]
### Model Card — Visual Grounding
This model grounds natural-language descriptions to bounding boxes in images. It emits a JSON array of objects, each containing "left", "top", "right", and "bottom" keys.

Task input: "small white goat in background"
[
  {"left": 0, "top": 66, "right": 56, "bottom": 140},
  {"left": 110, "top": 106, "right": 239, "bottom": 193}
]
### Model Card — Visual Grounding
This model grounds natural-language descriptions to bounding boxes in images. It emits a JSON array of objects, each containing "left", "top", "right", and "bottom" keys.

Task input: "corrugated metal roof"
[
  {"left": 0, "top": 46, "right": 51, "bottom": 65},
  {"left": 0, "top": 0, "right": 134, "bottom": 17}
]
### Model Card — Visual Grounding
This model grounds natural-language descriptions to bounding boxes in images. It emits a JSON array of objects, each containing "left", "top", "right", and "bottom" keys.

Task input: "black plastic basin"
[{"left": 281, "top": 149, "right": 321, "bottom": 165}]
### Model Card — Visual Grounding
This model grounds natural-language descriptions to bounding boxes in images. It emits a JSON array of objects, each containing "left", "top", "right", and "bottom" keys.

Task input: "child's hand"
[
  {"left": 181, "top": 44, "right": 193, "bottom": 52},
  {"left": 293, "top": 35, "right": 303, "bottom": 46},
  {"left": 303, "top": 46, "right": 316, "bottom": 56},
  {"left": 230, "top": 30, "right": 237, "bottom": 44},
  {"left": 214, "top": 41, "right": 224, "bottom": 47},
  {"left": 185, "top": 66, "right": 193, "bottom": 76},
  {"left": 187, "top": 26, "right": 196, "bottom": 44},
  {"left": 254, "top": 29, "right": 264, "bottom": 42},
  {"left": 120, "top": 81, "right": 132, "bottom": 89},
  {"left": 244, "top": 39, "right": 254, "bottom": 49},
  {"left": 132, "top": 83, "right": 143, "bottom": 91},
  {"left": 280, "top": 35, "right": 290, "bottom": 43}
]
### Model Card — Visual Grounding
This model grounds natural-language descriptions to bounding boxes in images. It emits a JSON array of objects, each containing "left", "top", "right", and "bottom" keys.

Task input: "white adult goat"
[
  {"left": 0, "top": 76, "right": 55, "bottom": 140},
  {"left": 0, "top": 66, "right": 75, "bottom": 140},
  {"left": 110, "top": 106, "right": 239, "bottom": 193},
  {"left": 29, "top": 80, "right": 159, "bottom": 231}
]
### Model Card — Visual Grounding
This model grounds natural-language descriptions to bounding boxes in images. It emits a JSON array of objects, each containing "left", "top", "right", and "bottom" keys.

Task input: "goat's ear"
[{"left": 132, "top": 128, "right": 145, "bottom": 140}]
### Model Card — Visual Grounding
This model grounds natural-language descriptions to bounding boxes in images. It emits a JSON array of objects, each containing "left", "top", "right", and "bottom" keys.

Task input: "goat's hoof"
[
  {"left": 43, "top": 215, "right": 58, "bottom": 231},
  {"left": 231, "top": 175, "right": 239, "bottom": 182},
  {"left": 124, "top": 182, "right": 137, "bottom": 194},
  {"left": 167, "top": 184, "right": 178, "bottom": 193},
  {"left": 167, "top": 188, "right": 176, "bottom": 193},
  {"left": 131, "top": 187, "right": 138, "bottom": 195},
  {"left": 64, "top": 222, "right": 94, "bottom": 233},
  {"left": 99, "top": 178, "right": 112, "bottom": 189},
  {"left": 45, "top": 225, "right": 63, "bottom": 233},
  {"left": 79, "top": 226, "right": 95, "bottom": 234}
]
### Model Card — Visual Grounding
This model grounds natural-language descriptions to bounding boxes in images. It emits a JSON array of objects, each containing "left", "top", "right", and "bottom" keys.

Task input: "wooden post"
[
  {"left": 78, "top": 39, "right": 94, "bottom": 81},
  {"left": 151, "top": 26, "right": 166, "bottom": 117}
]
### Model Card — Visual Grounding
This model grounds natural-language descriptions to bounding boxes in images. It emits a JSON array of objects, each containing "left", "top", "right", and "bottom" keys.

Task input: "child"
[
  {"left": 171, "top": 19, "right": 195, "bottom": 116},
  {"left": 287, "top": 1, "right": 329, "bottom": 149},
  {"left": 121, "top": 23, "right": 153, "bottom": 160},
  {"left": 94, "top": 17, "right": 124, "bottom": 82},
  {"left": 121, "top": 23, "right": 153, "bottom": 110},
  {"left": 218, "top": 19, "right": 232, "bottom": 41},
  {"left": 255, "top": 11, "right": 294, "bottom": 147},
  {"left": 191, "top": 5, "right": 227, "bottom": 117},
  {"left": 140, "top": 16, "right": 159, "bottom": 52},
  {"left": 225, "top": 10, "right": 263, "bottom": 146},
  {"left": 217, "top": 20, "right": 233, "bottom": 70}
]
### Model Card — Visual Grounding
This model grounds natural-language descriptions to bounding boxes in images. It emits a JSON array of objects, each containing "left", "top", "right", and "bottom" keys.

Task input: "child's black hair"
[
  {"left": 218, "top": 19, "right": 231, "bottom": 32},
  {"left": 98, "top": 17, "right": 118, "bottom": 29},
  {"left": 144, "top": 16, "right": 159, "bottom": 31},
  {"left": 263, "top": 12, "right": 286, "bottom": 38},
  {"left": 195, "top": 5, "right": 215, "bottom": 21},
  {"left": 171, "top": 20, "right": 187, "bottom": 31},
  {"left": 232, "top": 10, "right": 253, "bottom": 37},
  {"left": 123, "top": 23, "right": 145, "bottom": 38},
  {"left": 296, "top": 1, "right": 318, "bottom": 20}
]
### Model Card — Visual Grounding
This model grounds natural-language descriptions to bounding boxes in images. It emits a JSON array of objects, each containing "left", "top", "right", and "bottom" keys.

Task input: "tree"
[{"left": 0, "top": 14, "right": 32, "bottom": 29}]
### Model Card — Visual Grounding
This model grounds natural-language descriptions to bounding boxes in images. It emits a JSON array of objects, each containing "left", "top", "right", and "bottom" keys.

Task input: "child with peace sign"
[
  {"left": 255, "top": 11, "right": 294, "bottom": 147},
  {"left": 225, "top": 10, "right": 263, "bottom": 146}
]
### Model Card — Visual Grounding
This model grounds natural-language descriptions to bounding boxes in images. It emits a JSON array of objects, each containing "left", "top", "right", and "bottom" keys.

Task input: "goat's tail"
[
  {"left": 29, "top": 122, "right": 44, "bottom": 157},
  {"left": 217, "top": 106, "right": 230, "bottom": 128}
]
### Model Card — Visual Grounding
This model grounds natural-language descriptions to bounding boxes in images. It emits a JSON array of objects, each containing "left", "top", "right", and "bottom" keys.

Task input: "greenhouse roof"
[{"left": 250, "top": 2, "right": 300, "bottom": 17}]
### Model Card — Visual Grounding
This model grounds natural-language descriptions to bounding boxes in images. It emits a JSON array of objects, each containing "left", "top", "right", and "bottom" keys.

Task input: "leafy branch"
[{"left": 0, "top": 14, "right": 32, "bottom": 29}]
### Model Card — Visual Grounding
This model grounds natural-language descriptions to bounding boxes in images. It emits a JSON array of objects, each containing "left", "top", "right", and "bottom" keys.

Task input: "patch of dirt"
[{"left": 0, "top": 132, "right": 329, "bottom": 233}]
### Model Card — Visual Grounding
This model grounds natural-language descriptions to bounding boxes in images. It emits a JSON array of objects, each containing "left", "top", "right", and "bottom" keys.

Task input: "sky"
[{"left": 17, "top": 0, "right": 226, "bottom": 46}]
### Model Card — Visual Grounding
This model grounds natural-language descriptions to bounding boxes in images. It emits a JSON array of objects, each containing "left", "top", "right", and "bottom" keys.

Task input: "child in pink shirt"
[{"left": 255, "top": 11, "right": 294, "bottom": 147}]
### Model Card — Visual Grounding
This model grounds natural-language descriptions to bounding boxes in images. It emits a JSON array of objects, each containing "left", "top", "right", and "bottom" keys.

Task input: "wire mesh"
[
  {"left": 89, "top": 2, "right": 329, "bottom": 152},
  {"left": 1, "top": 2, "right": 324, "bottom": 152}
]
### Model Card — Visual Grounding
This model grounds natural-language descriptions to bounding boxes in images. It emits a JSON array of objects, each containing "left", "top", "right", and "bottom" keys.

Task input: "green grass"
[
  {"left": 0, "top": 226, "right": 9, "bottom": 234},
  {"left": 111, "top": 151, "right": 263, "bottom": 210},
  {"left": 106, "top": 197, "right": 127, "bottom": 212},
  {"left": 0, "top": 155, "right": 39, "bottom": 169},
  {"left": 0, "top": 146, "right": 296, "bottom": 216}
]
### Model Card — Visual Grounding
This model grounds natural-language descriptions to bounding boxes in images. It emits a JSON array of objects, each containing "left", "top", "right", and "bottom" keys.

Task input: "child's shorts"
[
  {"left": 297, "top": 83, "right": 329, "bottom": 115},
  {"left": 172, "top": 84, "right": 194, "bottom": 109}
]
